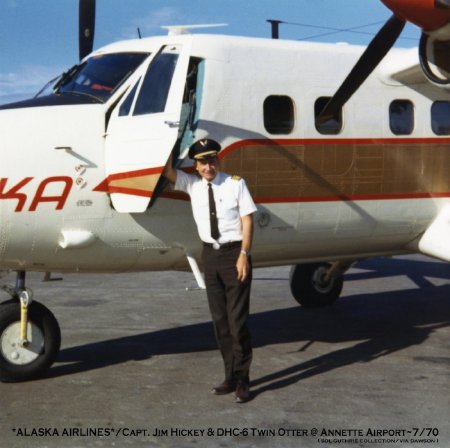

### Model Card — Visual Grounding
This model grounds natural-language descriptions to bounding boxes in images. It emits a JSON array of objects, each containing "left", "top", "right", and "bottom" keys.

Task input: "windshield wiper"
[{"left": 53, "top": 64, "right": 82, "bottom": 92}]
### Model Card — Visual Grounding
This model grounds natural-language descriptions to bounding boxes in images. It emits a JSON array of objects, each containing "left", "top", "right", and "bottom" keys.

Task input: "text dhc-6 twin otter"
[{"left": 0, "top": 0, "right": 449, "bottom": 381}]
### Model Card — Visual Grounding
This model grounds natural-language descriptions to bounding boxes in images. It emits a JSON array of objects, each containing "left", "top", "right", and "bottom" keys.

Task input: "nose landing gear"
[{"left": 0, "top": 271, "right": 60, "bottom": 382}]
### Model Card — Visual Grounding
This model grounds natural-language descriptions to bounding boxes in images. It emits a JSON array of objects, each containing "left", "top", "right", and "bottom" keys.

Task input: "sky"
[{"left": 0, "top": 0, "right": 421, "bottom": 105}]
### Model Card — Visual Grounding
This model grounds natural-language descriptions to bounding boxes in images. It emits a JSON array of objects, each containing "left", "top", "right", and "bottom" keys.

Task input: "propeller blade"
[
  {"left": 316, "top": 14, "right": 405, "bottom": 125},
  {"left": 79, "top": 0, "right": 96, "bottom": 61}
]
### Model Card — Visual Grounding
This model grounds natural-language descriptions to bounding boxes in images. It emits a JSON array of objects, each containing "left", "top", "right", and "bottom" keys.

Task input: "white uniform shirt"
[{"left": 175, "top": 170, "right": 257, "bottom": 244}]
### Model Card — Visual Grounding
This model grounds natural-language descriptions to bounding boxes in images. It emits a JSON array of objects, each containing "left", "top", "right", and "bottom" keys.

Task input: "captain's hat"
[{"left": 188, "top": 139, "right": 221, "bottom": 160}]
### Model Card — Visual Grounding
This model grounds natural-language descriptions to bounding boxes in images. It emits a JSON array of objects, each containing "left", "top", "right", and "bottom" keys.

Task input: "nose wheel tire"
[
  {"left": 290, "top": 263, "right": 343, "bottom": 307},
  {"left": 0, "top": 300, "right": 61, "bottom": 382}
]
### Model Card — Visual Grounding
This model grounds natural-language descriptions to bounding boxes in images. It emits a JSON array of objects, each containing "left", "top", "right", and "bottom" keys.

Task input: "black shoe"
[
  {"left": 211, "top": 379, "right": 236, "bottom": 395},
  {"left": 234, "top": 379, "right": 250, "bottom": 403}
]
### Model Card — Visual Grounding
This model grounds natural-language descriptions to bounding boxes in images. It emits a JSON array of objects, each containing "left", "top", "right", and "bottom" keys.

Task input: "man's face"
[{"left": 195, "top": 155, "right": 219, "bottom": 181}]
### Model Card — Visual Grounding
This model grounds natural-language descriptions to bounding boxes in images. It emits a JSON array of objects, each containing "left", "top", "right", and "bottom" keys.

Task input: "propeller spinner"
[
  {"left": 381, "top": 0, "right": 450, "bottom": 31},
  {"left": 79, "top": 0, "right": 96, "bottom": 61}
]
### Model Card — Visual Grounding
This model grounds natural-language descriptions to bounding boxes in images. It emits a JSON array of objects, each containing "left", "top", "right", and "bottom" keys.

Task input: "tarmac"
[{"left": 0, "top": 254, "right": 448, "bottom": 448}]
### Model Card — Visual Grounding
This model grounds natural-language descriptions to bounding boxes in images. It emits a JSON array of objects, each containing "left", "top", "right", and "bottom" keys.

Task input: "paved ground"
[{"left": 0, "top": 254, "right": 448, "bottom": 448}]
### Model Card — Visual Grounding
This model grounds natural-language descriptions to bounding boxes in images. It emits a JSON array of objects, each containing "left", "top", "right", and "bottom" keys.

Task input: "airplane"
[{"left": 0, "top": 0, "right": 449, "bottom": 382}]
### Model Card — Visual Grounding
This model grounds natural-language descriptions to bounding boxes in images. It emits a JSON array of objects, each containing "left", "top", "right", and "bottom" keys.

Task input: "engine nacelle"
[
  {"left": 419, "top": 32, "right": 450, "bottom": 84},
  {"left": 381, "top": 0, "right": 450, "bottom": 84}
]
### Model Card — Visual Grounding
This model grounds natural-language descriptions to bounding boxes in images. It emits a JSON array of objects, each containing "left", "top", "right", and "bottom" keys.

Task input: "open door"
[{"left": 103, "top": 41, "right": 197, "bottom": 212}]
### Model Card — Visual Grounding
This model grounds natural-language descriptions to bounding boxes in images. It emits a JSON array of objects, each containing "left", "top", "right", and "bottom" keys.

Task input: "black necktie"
[{"left": 208, "top": 182, "right": 220, "bottom": 240}]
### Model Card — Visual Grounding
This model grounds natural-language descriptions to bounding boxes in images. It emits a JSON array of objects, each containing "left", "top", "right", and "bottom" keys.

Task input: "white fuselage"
[{"left": 0, "top": 34, "right": 448, "bottom": 273}]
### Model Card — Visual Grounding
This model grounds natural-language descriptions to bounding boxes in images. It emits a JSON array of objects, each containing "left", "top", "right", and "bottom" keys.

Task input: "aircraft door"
[{"left": 104, "top": 42, "right": 194, "bottom": 213}]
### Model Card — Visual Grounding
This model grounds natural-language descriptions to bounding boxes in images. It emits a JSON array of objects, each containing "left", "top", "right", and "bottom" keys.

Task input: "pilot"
[{"left": 164, "top": 138, "right": 257, "bottom": 403}]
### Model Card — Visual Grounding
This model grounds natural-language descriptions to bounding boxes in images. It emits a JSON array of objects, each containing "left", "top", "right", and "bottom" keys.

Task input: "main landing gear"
[
  {"left": 289, "top": 261, "right": 352, "bottom": 307},
  {"left": 0, "top": 271, "right": 60, "bottom": 382}
]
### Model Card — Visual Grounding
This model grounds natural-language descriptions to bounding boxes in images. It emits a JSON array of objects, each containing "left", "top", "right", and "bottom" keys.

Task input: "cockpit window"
[
  {"left": 133, "top": 46, "right": 180, "bottom": 115},
  {"left": 58, "top": 52, "right": 149, "bottom": 102}
]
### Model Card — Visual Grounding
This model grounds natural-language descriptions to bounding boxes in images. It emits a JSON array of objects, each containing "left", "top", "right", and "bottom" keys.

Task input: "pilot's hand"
[{"left": 236, "top": 253, "right": 250, "bottom": 282}]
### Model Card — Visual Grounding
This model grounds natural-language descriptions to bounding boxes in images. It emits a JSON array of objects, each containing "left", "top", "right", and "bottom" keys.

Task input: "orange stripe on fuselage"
[
  {"left": 95, "top": 138, "right": 450, "bottom": 204},
  {"left": 218, "top": 138, "right": 450, "bottom": 204}
]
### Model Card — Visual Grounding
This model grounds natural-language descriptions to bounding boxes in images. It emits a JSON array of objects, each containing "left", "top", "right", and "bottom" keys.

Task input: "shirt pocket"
[{"left": 217, "top": 194, "right": 238, "bottom": 220}]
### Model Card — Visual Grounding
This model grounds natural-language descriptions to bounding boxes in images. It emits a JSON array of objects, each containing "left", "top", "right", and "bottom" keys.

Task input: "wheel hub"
[
  {"left": 1, "top": 322, "right": 44, "bottom": 365},
  {"left": 312, "top": 266, "right": 334, "bottom": 293}
]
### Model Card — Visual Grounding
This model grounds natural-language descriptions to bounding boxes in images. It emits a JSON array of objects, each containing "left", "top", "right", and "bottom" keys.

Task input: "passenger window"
[
  {"left": 389, "top": 100, "right": 414, "bottom": 135},
  {"left": 315, "top": 97, "right": 343, "bottom": 134},
  {"left": 431, "top": 101, "right": 450, "bottom": 135},
  {"left": 133, "top": 46, "right": 180, "bottom": 116},
  {"left": 263, "top": 95, "right": 295, "bottom": 134}
]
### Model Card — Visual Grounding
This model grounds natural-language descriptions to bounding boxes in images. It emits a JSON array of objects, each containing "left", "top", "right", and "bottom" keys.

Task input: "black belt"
[{"left": 203, "top": 241, "right": 241, "bottom": 250}]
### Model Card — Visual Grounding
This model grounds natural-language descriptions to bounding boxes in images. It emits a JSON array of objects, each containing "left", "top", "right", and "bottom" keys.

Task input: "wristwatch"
[{"left": 240, "top": 249, "right": 250, "bottom": 256}]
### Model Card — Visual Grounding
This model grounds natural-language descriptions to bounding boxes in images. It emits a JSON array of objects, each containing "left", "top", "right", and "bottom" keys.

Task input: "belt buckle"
[{"left": 212, "top": 241, "right": 221, "bottom": 250}]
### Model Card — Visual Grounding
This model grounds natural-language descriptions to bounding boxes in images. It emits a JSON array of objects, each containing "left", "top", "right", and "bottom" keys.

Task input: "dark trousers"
[{"left": 202, "top": 244, "right": 252, "bottom": 382}]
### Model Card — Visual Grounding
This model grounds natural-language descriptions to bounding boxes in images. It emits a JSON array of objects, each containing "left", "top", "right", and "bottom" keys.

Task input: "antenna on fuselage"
[
  {"left": 267, "top": 19, "right": 282, "bottom": 39},
  {"left": 161, "top": 24, "right": 228, "bottom": 36}
]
